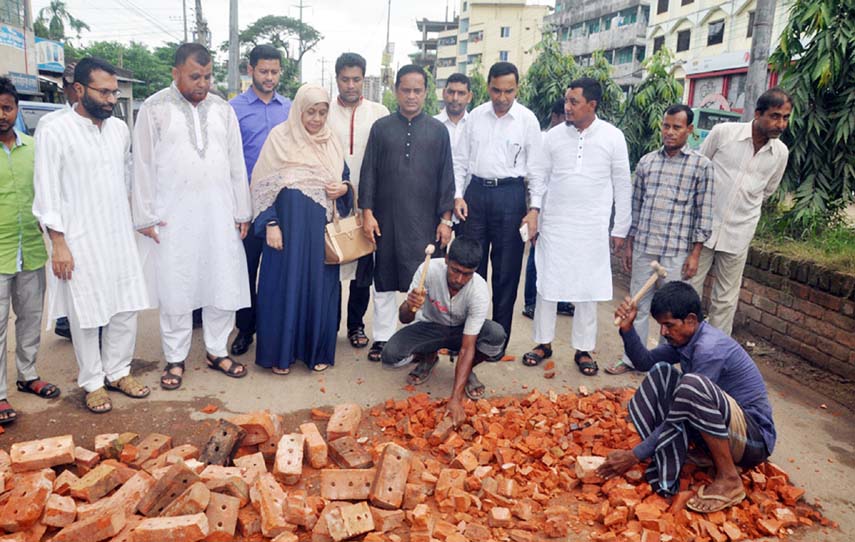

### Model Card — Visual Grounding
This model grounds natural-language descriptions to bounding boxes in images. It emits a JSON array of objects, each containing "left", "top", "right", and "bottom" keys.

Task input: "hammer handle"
[
  {"left": 613, "top": 272, "right": 661, "bottom": 326},
  {"left": 412, "top": 254, "right": 432, "bottom": 312}
]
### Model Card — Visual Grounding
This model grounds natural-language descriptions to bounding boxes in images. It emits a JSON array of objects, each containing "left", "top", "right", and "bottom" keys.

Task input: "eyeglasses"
[{"left": 86, "top": 86, "right": 121, "bottom": 98}]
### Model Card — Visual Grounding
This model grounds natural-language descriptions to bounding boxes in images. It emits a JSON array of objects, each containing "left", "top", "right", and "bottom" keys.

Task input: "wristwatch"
[{"left": 440, "top": 218, "right": 454, "bottom": 228}]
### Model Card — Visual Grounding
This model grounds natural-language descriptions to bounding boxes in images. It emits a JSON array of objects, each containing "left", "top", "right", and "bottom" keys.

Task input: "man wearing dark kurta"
[{"left": 359, "top": 65, "right": 455, "bottom": 363}]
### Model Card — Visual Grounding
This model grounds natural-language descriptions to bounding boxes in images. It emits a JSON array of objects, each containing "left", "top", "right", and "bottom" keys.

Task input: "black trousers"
[
  {"left": 461, "top": 179, "right": 526, "bottom": 344},
  {"left": 235, "top": 221, "right": 264, "bottom": 335},
  {"left": 345, "top": 280, "right": 370, "bottom": 331}
]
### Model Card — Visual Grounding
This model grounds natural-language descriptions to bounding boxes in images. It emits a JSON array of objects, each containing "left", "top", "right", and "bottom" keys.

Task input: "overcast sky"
[{"left": 33, "top": 0, "right": 543, "bottom": 91}]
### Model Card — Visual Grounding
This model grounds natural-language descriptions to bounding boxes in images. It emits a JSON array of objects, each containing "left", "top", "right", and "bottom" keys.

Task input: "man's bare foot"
[{"left": 687, "top": 474, "right": 745, "bottom": 513}]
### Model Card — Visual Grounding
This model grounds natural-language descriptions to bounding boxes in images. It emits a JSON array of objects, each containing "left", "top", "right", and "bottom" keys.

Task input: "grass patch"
[{"left": 754, "top": 211, "right": 855, "bottom": 274}]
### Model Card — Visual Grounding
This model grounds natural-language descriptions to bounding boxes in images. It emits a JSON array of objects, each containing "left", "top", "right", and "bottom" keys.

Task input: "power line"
[{"left": 113, "top": 0, "right": 183, "bottom": 42}]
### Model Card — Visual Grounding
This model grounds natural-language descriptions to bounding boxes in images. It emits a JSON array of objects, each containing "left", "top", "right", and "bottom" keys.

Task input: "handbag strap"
[{"left": 330, "top": 181, "right": 357, "bottom": 227}]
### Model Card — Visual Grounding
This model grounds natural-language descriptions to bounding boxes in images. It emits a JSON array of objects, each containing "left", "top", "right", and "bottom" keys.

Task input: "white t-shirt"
[{"left": 409, "top": 259, "right": 489, "bottom": 336}]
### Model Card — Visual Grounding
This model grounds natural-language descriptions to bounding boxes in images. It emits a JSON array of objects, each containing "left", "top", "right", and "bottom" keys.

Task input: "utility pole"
[
  {"left": 742, "top": 0, "right": 777, "bottom": 120},
  {"left": 228, "top": 0, "right": 240, "bottom": 98},
  {"left": 293, "top": 0, "right": 310, "bottom": 84},
  {"left": 183, "top": 0, "right": 188, "bottom": 42},
  {"left": 194, "top": 0, "right": 210, "bottom": 48},
  {"left": 382, "top": 0, "right": 392, "bottom": 91}
]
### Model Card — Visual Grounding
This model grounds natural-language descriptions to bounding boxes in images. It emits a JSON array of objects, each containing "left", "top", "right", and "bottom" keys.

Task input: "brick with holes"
[
  {"left": 251, "top": 472, "right": 291, "bottom": 538},
  {"left": 300, "top": 422, "right": 329, "bottom": 468},
  {"left": 132, "top": 513, "right": 209, "bottom": 542},
  {"left": 69, "top": 463, "right": 121, "bottom": 503},
  {"left": 369, "top": 443, "right": 412, "bottom": 510},
  {"left": 204, "top": 491, "right": 240, "bottom": 542},
  {"left": 137, "top": 460, "right": 201, "bottom": 517},
  {"left": 10, "top": 435, "right": 75, "bottom": 472},
  {"left": 161, "top": 482, "right": 211, "bottom": 516},
  {"left": 320, "top": 469, "right": 376, "bottom": 501},
  {"left": 51, "top": 505, "right": 126, "bottom": 542},
  {"left": 328, "top": 436, "right": 374, "bottom": 469},
  {"left": 130, "top": 433, "right": 172, "bottom": 469},
  {"left": 41, "top": 494, "right": 76, "bottom": 528},
  {"left": 327, "top": 404, "right": 363, "bottom": 441},
  {"left": 324, "top": 501, "right": 375, "bottom": 542},
  {"left": 0, "top": 468, "right": 54, "bottom": 531},
  {"left": 273, "top": 434, "right": 304, "bottom": 485}
]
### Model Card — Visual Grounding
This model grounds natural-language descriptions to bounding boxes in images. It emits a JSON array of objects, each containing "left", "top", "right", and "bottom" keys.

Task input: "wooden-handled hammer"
[
  {"left": 412, "top": 244, "right": 436, "bottom": 312},
  {"left": 614, "top": 261, "right": 667, "bottom": 325}
]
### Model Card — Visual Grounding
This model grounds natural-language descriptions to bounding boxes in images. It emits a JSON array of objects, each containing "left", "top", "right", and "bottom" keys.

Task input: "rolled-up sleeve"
[{"left": 693, "top": 159, "right": 715, "bottom": 243}]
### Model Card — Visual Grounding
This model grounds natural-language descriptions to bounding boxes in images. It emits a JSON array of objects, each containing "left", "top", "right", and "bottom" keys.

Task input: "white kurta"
[
  {"left": 132, "top": 84, "right": 251, "bottom": 315},
  {"left": 32, "top": 109, "right": 149, "bottom": 329},
  {"left": 327, "top": 98, "right": 389, "bottom": 281},
  {"left": 529, "top": 118, "right": 632, "bottom": 302}
]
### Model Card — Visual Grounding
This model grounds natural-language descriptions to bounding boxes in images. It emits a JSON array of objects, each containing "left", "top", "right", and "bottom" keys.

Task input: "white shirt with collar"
[
  {"left": 700, "top": 121, "right": 789, "bottom": 255},
  {"left": 434, "top": 108, "right": 468, "bottom": 149},
  {"left": 452, "top": 100, "right": 542, "bottom": 199}
]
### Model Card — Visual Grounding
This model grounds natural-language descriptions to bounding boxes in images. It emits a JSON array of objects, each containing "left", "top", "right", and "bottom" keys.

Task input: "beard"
[{"left": 82, "top": 92, "right": 113, "bottom": 120}]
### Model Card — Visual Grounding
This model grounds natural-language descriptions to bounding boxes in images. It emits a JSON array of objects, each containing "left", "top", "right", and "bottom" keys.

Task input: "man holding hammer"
[
  {"left": 606, "top": 104, "right": 714, "bottom": 375},
  {"left": 381, "top": 238, "right": 506, "bottom": 426}
]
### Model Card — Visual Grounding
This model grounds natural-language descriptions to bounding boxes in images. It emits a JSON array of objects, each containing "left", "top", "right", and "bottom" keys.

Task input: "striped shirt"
[{"left": 628, "top": 145, "right": 714, "bottom": 257}]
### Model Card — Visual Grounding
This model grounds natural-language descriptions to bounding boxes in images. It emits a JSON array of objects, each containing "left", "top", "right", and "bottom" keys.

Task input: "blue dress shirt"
[{"left": 230, "top": 87, "right": 292, "bottom": 182}]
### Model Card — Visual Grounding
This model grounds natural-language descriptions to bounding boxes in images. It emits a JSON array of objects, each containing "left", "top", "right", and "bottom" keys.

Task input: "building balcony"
[{"left": 556, "top": 20, "right": 648, "bottom": 56}]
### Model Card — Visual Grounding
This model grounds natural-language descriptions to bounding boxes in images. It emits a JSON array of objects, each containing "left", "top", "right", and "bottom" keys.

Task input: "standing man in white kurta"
[
  {"left": 33, "top": 58, "right": 151, "bottom": 413},
  {"left": 133, "top": 44, "right": 252, "bottom": 390},
  {"left": 522, "top": 78, "right": 631, "bottom": 376},
  {"left": 327, "top": 52, "right": 389, "bottom": 350}
]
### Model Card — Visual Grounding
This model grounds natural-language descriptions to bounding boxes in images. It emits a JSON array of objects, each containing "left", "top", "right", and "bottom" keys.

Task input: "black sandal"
[
  {"left": 16, "top": 378, "right": 60, "bottom": 398},
  {"left": 522, "top": 344, "right": 553, "bottom": 367},
  {"left": 406, "top": 354, "right": 439, "bottom": 386},
  {"left": 347, "top": 327, "right": 369, "bottom": 348},
  {"left": 160, "top": 361, "right": 185, "bottom": 390},
  {"left": 464, "top": 372, "right": 486, "bottom": 400},
  {"left": 574, "top": 350, "right": 599, "bottom": 376},
  {"left": 367, "top": 341, "right": 386, "bottom": 363},
  {"left": 206, "top": 354, "right": 248, "bottom": 378}
]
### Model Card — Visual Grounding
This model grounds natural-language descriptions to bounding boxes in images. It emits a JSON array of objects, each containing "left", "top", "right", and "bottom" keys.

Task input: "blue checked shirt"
[{"left": 628, "top": 145, "right": 714, "bottom": 257}]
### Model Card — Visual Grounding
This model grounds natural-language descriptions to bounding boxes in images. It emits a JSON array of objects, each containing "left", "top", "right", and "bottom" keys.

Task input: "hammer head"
[
  {"left": 650, "top": 261, "right": 667, "bottom": 278},
  {"left": 425, "top": 244, "right": 436, "bottom": 256}
]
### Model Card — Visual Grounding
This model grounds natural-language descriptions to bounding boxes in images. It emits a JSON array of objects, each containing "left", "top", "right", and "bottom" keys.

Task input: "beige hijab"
[{"left": 251, "top": 84, "right": 345, "bottom": 219}]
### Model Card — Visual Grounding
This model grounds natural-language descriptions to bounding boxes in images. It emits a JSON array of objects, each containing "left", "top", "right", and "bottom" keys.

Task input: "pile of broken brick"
[{"left": 0, "top": 386, "right": 837, "bottom": 542}]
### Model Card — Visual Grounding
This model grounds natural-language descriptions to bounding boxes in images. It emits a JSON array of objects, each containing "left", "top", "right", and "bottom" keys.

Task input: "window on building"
[
  {"left": 642, "top": 5, "right": 650, "bottom": 22},
  {"left": 555, "top": 2, "right": 563, "bottom": 13},
  {"left": 653, "top": 36, "right": 665, "bottom": 53},
  {"left": 0, "top": 0, "right": 25, "bottom": 27},
  {"left": 603, "top": 17, "right": 612, "bottom": 31},
  {"left": 636, "top": 46, "right": 646, "bottom": 62},
  {"left": 468, "top": 54, "right": 482, "bottom": 64},
  {"left": 460, "top": 18, "right": 469, "bottom": 33},
  {"left": 571, "top": 23, "right": 584, "bottom": 38},
  {"left": 747, "top": 11, "right": 755, "bottom": 38},
  {"left": 469, "top": 30, "right": 483, "bottom": 43},
  {"left": 677, "top": 29, "right": 691, "bottom": 52},
  {"left": 615, "top": 47, "right": 634, "bottom": 65},
  {"left": 459, "top": 40, "right": 468, "bottom": 55},
  {"left": 657, "top": 0, "right": 669, "bottom": 15},
  {"left": 499, "top": 51, "right": 509, "bottom": 61},
  {"left": 618, "top": 7, "right": 637, "bottom": 27},
  {"left": 500, "top": 26, "right": 511, "bottom": 38},
  {"left": 459, "top": 62, "right": 467, "bottom": 75},
  {"left": 462, "top": 1, "right": 468, "bottom": 11},
  {"left": 438, "top": 36, "right": 457, "bottom": 46},
  {"left": 437, "top": 57, "right": 457, "bottom": 68},
  {"left": 561, "top": 26, "right": 570, "bottom": 40},
  {"left": 681, "top": 0, "right": 694, "bottom": 5},
  {"left": 707, "top": 19, "right": 724, "bottom": 45},
  {"left": 587, "top": 20, "right": 600, "bottom": 34}
]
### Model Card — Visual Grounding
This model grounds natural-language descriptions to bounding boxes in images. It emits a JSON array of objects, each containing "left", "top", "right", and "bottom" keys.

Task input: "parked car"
[
  {"left": 14, "top": 101, "right": 66, "bottom": 135},
  {"left": 688, "top": 108, "right": 742, "bottom": 149}
]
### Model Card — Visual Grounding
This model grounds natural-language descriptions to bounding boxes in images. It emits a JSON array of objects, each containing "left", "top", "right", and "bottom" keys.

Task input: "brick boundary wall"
[{"left": 611, "top": 247, "right": 855, "bottom": 381}]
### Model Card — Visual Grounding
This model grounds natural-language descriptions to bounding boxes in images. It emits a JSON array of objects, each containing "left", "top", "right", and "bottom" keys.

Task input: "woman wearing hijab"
[{"left": 251, "top": 84, "right": 351, "bottom": 374}]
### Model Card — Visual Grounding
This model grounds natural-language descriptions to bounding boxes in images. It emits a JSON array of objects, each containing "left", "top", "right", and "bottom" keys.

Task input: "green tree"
[
  {"left": 769, "top": 0, "right": 855, "bottom": 235},
  {"left": 467, "top": 64, "right": 489, "bottom": 110},
  {"left": 424, "top": 67, "right": 440, "bottom": 116},
  {"left": 382, "top": 88, "right": 397, "bottom": 112},
  {"left": 34, "top": 0, "right": 90, "bottom": 42},
  {"left": 619, "top": 48, "right": 684, "bottom": 168},
  {"left": 579, "top": 51, "right": 623, "bottom": 125},
  {"left": 71, "top": 41, "right": 176, "bottom": 99},
  {"left": 519, "top": 33, "right": 579, "bottom": 127}
]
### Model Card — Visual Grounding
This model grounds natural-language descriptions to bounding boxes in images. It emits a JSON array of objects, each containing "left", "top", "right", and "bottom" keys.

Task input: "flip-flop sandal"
[
  {"left": 105, "top": 375, "right": 151, "bottom": 398},
  {"left": 604, "top": 360, "right": 635, "bottom": 375},
  {"left": 686, "top": 485, "right": 746, "bottom": 513},
  {"left": 574, "top": 351, "right": 599, "bottom": 376},
  {"left": 522, "top": 344, "right": 553, "bottom": 367},
  {"left": 85, "top": 388, "right": 112, "bottom": 414},
  {"left": 160, "top": 361, "right": 185, "bottom": 390},
  {"left": 367, "top": 341, "right": 386, "bottom": 363},
  {"left": 347, "top": 327, "right": 369, "bottom": 348},
  {"left": 272, "top": 367, "right": 291, "bottom": 375},
  {"left": 313, "top": 363, "right": 330, "bottom": 372},
  {"left": 0, "top": 400, "right": 17, "bottom": 425},
  {"left": 16, "top": 378, "right": 60, "bottom": 398},
  {"left": 206, "top": 354, "right": 248, "bottom": 378},
  {"left": 464, "top": 373, "right": 486, "bottom": 400},
  {"left": 406, "top": 356, "right": 439, "bottom": 386}
]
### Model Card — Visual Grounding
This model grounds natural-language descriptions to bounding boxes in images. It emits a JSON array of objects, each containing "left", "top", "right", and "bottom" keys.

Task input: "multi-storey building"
[
  {"left": 411, "top": 18, "right": 460, "bottom": 76},
  {"left": 547, "top": 0, "right": 651, "bottom": 89},
  {"left": 648, "top": 0, "right": 791, "bottom": 112},
  {"left": 0, "top": 0, "right": 40, "bottom": 98}
]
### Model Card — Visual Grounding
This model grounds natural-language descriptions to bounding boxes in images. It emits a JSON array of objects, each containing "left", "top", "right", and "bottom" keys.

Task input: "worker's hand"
[
  {"left": 454, "top": 198, "right": 468, "bottom": 221},
  {"left": 682, "top": 252, "right": 699, "bottom": 279},
  {"left": 611, "top": 236, "right": 626, "bottom": 254},
  {"left": 614, "top": 295, "right": 638, "bottom": 333},
  {"left": 137, "top": 221, "right": 166, "bottom": 244},
  {"left": 325, "top": 182, "right": 348, "bottom": 200},
  {"left": 236, "top": 221, "right": 249, "bottom": 240},
  {"left": 266, "top": 224, "right": 284, "bottom": 251},
  {"left": 51, "top": 240, "right": 74, "bottom": 281},
  {"left": 406, "top": 287, "right": 426, "bottom": 313},
  {"left": 362, "top": 211, "right": 381, "bottom": 243},
  {"left": 436, "top": 223, "right": 452, "bottom": 248},
  {"left": 597, "top": 450, "right": 638, "bottom": 479},
  {"left": 521, "top": 209, "right": 539, "bottom": 244},
  {"left": 622, "top": 240, "right": 633, "bottom": 273},
  {"left": 446, "top": 397, "right": 466, "bottom": 427}
]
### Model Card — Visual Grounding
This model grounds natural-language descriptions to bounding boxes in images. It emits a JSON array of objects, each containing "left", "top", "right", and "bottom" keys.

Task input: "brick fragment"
[
  {"left": 403, "top": 482, "right": 430, "bottom": 510},
  {"left": 509, "top": 529, "right": 533, "bottom": 542},
  {"left": 199, "top": 419, "right": 246, "bottom": 466},
  {"left": 251, "top": 472, "right": 290, "bottom": 538},
  {"left": 488, "top": 506, "right": 511, "bottom": 528},
  {"left": 41, "top": 494, "right": 76, "bottom": 528},
  {"left": 428, "top": 417, "right": 454, "bottom": 447},
  {"left": 132, "top": 513, "right": 209, "bottom": 542},
  {"left": 320, "top": 468, "right": 375, "bottom": 500},
  {"left": 137, "top": 460, "right": 201, "bottom": 517},
  {"left": 312, "top": 502, "right": 348, "bottom": 542},
  {"left": 94, "top": 433, "right": 119, "bottom": 458},
  {"left": 327, "top": 403, "right": 363, "bottom": 441},
  {"left": 324, "top": 501, "right": 375, "bottom": 541},
  {"left": 102, "top": 458, "right": 137, "bottom": 483},
  {"left": 369, "top": 442, "right": 412, "bottom": 510},
  {"left": 74, "top": 446, "right": 100, "bottom": 473},
  {"left": 544, "top": 505, "right": 571, "bottom": 538},
  {"left": 300, "top": 422, "right": 329, "bottom": 468},
  {"left": 284, "top": 492, "right": 317, "bottom": 529},
  {"left": 52, "top": 506, "right": 126, "bottom": 542},
  {"left": 205, "top": 476, "right": 249, "bottom": 507},
  {"left": 272, "top": 532, "right": 299, "bottom": 542},
  {"left": 329, "top": 436, "right": 374, "bottom": 469},
  {"left": 104, "top": 514, "right": 143, "bottom": 542},
  {"left": 370, "top": 506, "right": 405, "bottom": 533},
  {"left": 205, "top": 491, "right": 240, "bottom": 542},
  {"left": 130, "top": 433, "right": 172, "bottom": 468},
  {"left": 229, "top": 410, "right": 278, "bottom": 446},
  {"left": 53, "top": 469, "right": 79, "bottom": 496},
  {"left": 69, "top": 462, "right": 121, "bottom": 503},
  {"left": 463, "top": 522, "right": 490, "bottom": 540},
  {"left": 575, "top": 456, "right": 606, "bottom": 482},
  {"left": 435, "top": 468, "right": 466, "bottom": 500},
  {"left": 233, "top": 451, "right": 267, "bottom": 484},
  {"left": 10, "top": 435, "right": 75, "bottom": 472},
  {"left": 273, "top": 433, "right": 304, "bottom": 485},
  {"left": 236, "top": 506, "right": 261, "bottom": 537},
  {"left": 0, "top": 469, "right": 54, "bottom": 532},
  {"left": 161, "top": 482, "right": 211, "bottom": 516},
  {"left": 450, "top": 447, "right": 479, "bottom": 473},
  {"left": 720, "top": 521, "right": 744, "bottom": 540}
]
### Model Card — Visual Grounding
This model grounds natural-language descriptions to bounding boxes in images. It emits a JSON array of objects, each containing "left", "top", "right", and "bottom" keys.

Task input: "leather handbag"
[{"left": 324, "top": 184, "right": 376, "bottom": 265}]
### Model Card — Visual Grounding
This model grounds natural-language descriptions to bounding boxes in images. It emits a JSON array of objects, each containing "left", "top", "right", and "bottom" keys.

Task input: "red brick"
[
  {"left": 271, "top": 532, "right": 299, "bottom": 542},
  {"left": 251, "top": 472, "right": 290, "bottom": 538},
  {"left": 299, "top": 422, "right": 328, "bottom": 468},
  {"left": 324, "top": 501, "right": 375, "bottom": 541},
  {"left": 204, "top": 491, "right": 240, "bottom": 542},
  {"left": 284, "top": 492, "right": 316, "bottom": 529},
  {"left": 273, "top": 433, "right": 304, "bottom": 485},
  {"left": 450, "top": 447, "right": 479, "bottom": 472},
  {"left": 370, "top": 506, "right": 405, "bottom": 533},
  {"left": 329, "top": 436, "right": 373, "bottom": 469},
  {"left": 738, "top": 289, "right": 753, "bottom": 305},
  {"left": 236, "top": 506, "right": 261, "bottom": 537},
  {"left": 132, "top": 513, "right": 209, "bottom": 542},
  {"left": 312, "top": 502, "right": 347, "bottom": 541},
  {"left": 161, "top": 482, "right": 211, "bottom": 516},
  {"left": 370, "top": 443, "right": 412, "bottom": 510},
  {"left": 53, "top": 469, "right": 79, "bottom": 496},
  {"left": 752, "top": 295, "right": 777, "bottom": 315},
  {"left": 93, "top": 433, "right": 119, "bottom": 458},
  {"left": 205, "top": 476, "right": 249, "bottom": 508},
  {"left": 233, "top": 451, "right": 267, "bottom": 484},
  {"left": 104, "top": 514, "right": 143, "bottom": 542},
  {"left": 737, "top": 303, "right": 762, "bottom": 323},
  {"left": 488, "top": 506, "right": 511, "bottom": 528},
  {"left": 69, "top": 462, "right": 121, "bottom": 503},
  {"left": 74, "top": 446, "right": 100, "bottom": 473},
  {"left": 137, "top": 460, "right": 201, "bottom": 517},
  {"left": 776, "top": 305, "right": 804, "bottom": 324},
  {"left": 130, "top": 433, "right": 172, "bottom": 468},
  {"left": 327, "top": 403, "right": 363, "bottom": 441},
  {"left": 10, "top": 435, "right": 75, "bottom": 472},
  {"left": 816, "top": 335, "right": 851, "bottom": 362},
  {"left": 320, "top": 468, "right": 375, "bottom": 500},
  {"left": 0, "top": 469, "right": 53, "bottom": 531},
  {"left": 41, "top": 494, "right": 76, "bottom": 528},
  {"left": 760, "top": 312, "right": 788, "bottom": 334},
  {"left": 787, "top": 324, "right": 817, "bottom": 347},
  {"left": 435, "top": 468, "right": 466, "bottom": 500},
  {"left": 793, "top": 298, "right": 825, "bottom": 319},
  {"left": 228, "top": 411, "right": 277, "bottom": 446},
  {"left": 52, "top": 506, "right": 126, "bottom": 542},
  {"left": 575, "top": 456, "right": 605, "bottom": 482},
  {"left": 808, "top": 289, "right": 842, "bottom": 311}
]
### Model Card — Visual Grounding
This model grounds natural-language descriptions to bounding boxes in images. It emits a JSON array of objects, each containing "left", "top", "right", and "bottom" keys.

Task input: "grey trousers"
[
  {"left": 381, "top": 320, "right": 507, "bottom": 365},
  {"left": 0, "top": 268, "right": 45, "bottom": 400}
]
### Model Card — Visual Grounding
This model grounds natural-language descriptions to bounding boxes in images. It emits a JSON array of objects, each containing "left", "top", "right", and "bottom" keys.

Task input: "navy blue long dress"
[{"left": 255, "top": 167, "right": 351, "bottom": 371}]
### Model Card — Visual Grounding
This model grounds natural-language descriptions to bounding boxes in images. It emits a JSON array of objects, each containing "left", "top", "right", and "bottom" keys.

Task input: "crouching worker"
[
  {"left": 597, "top": 281, "right": 775, "bottom": 514},
  {"left": 381, "top": 237, "right": 506, "bottom": 426}
]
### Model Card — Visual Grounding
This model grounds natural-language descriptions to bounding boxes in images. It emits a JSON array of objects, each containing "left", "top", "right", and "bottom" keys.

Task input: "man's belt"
[{"left": 471, "top": 175, "right": 523, "bottom": 187}]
